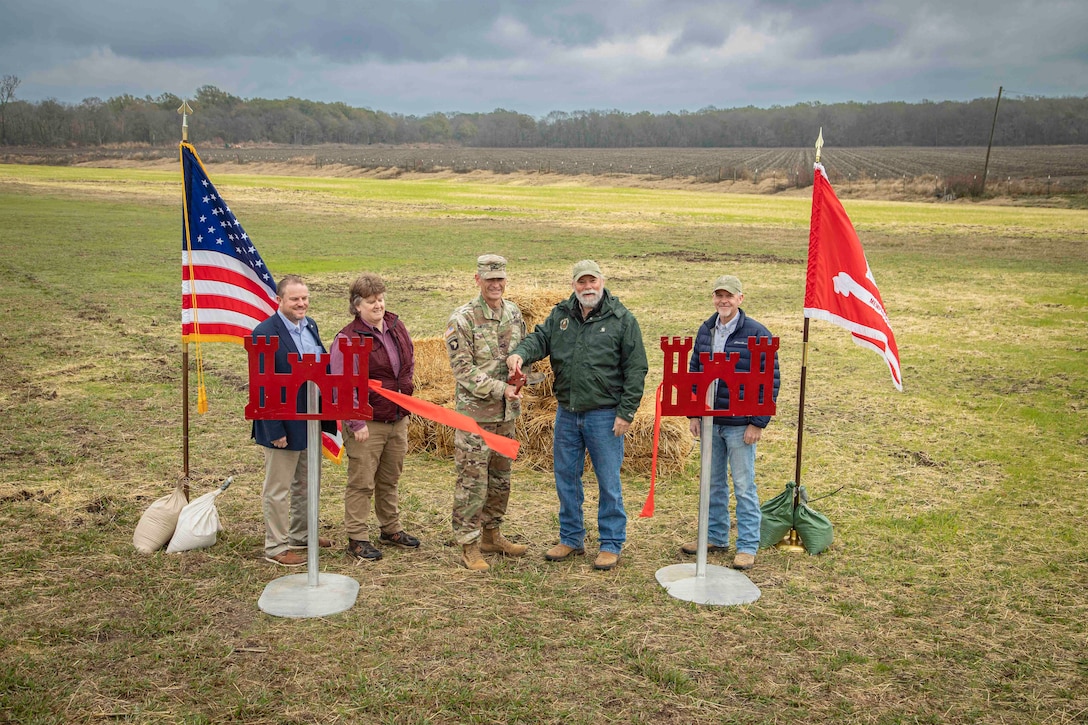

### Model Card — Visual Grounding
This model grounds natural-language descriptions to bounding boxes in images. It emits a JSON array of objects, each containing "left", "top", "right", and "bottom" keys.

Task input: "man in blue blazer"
[{"left": 252, "top": 274, "right": 335, "bottom": 566}]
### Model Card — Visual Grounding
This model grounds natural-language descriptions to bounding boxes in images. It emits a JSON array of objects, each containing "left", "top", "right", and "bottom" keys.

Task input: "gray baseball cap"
[{"left": 571, "top": 259, "right": 602, "bottom": 282}]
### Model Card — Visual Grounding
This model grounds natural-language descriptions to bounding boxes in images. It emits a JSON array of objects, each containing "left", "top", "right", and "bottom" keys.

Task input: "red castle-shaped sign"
[
  {"left": 244, "top": 335, "right": 375, "bottom": 421},
  {"left": 659, "top": 336, "right": 778, "bottom": 418}
]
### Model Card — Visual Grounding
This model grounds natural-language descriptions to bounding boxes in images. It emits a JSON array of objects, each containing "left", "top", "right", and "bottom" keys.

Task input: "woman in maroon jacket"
[{"left": 330, "top": 273, "right": 420, "bottom": 561}]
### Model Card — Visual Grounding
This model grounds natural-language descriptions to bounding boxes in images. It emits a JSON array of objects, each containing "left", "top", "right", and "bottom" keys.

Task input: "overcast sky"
[{"left": 2, "top": 0, "right": 1085, "bottom": 118}]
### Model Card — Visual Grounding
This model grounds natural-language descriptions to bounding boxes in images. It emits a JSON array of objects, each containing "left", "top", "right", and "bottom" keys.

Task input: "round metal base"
[
  {"left": 258, "top": 573, "right": 360, "bottom": 618},
  {"left": 655, "top": 563, "right": 761, "bottom": 606}
]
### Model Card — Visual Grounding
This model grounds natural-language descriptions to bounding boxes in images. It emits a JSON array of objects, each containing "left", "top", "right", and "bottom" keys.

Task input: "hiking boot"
[
  {"left": 593, "top": 551, "right": 621, "bottom": 571},
  {"left": 380, "top": 530, "right": 421, "bottom": 549},
  {"left": 732, "top": 552, "right": 756, "bottom": 570},
  {"left": 346, "top": 539, "right": 383, "bottom": 561},
  {"left": 265, "top": 550, "right": 306, "bottom": 567},
  {"left": 544, "top": 543, "right": 585, "bottom": 562},
  {"left": 480, "top": 528, "right": 528, "bottom": 557},
  {"left": 461, "top": 542, "right": 489, "bottom": 571},
  {"left": 680, "top": 541, "right": 729, "bottom": 556}
]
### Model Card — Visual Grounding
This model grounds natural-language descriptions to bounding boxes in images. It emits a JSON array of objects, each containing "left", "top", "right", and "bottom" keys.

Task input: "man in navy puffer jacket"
[{"left": 683, "top": 274, "right": 779, "bottom": 571}]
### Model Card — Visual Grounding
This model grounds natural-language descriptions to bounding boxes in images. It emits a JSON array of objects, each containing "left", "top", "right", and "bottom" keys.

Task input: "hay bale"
[
  {"left": 512, "top": 383, "right": 694, "bottom": 476},
  {"left": 623, "top": 389, "right": 694, "bottom": 477},
  {"left": 407, "top": 336, "right": 455, "bottom": 455},
  {"left": 504, "top": 287, "right": 567, "bottom": 330},
  {"left": 404, "top": 293, "right": 694, "bottom": 477},
  {"left": 411, "top": 336, "right": 454, "bottom": 406}
]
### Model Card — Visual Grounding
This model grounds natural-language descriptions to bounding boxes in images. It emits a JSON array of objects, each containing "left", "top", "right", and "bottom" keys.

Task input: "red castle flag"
[{"left": 805, "top": 162, "right": 903, "bottom": 391}]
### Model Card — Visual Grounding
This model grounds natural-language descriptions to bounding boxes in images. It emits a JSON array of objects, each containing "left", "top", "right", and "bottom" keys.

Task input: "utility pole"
[{"left": 981, "top": 86, "right": 1003, "bottom": 195}]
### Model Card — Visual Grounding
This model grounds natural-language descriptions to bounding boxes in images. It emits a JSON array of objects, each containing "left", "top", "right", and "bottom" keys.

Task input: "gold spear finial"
[
  {"left": 815, "top": 127, "right": 824, "bottom": 164},
  {"left": 177, "top": 100, "right": 194, "bottom": 142}
]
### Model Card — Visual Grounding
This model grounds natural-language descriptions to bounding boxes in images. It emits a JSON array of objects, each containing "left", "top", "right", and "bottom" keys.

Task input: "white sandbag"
[
  {"left": 133, "top": 486, "right": 188, "bottom": 553},
  {"left": 166, "top": 478, "right": 232, "bottom": 553}
]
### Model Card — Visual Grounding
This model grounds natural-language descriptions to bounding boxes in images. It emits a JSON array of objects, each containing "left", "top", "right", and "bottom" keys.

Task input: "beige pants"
[
  {"left": 343, "top": 417, "right": 408, "bottom": 540},
  {"left": 262, "top": 446, "right": 319, "bottom": 557}
]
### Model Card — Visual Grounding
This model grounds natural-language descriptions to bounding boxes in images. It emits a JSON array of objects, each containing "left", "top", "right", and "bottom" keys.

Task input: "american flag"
[
  {"left": 180, "top": 142, "right": 344, "bottom": 462},
  {"left": 181, "top": 142, "right": 277, "bottom": 343}
]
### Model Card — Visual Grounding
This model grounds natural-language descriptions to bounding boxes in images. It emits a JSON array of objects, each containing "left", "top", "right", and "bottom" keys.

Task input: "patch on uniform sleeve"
[{"left": 445, "top": 322, "right": 460, "bottom": 350}]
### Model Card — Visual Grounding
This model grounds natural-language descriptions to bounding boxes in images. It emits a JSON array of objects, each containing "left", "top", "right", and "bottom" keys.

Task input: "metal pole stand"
[
  {"left": 655, "top": 415, "right": 761, "bottom": 606},
  {"left": 776, "top": 528, "right": 805, "bottom": 553},
  {"left": 259, "top": 387, "right": 359, "bottom": 618}
]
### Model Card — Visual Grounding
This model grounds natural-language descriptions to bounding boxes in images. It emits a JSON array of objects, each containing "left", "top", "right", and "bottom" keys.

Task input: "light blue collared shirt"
[
  {"left": 277, "top": 310, "right": 322, "bottom": 356},
  {"left": 712, "top": 312, "right": 741, "bottom": 354},
  {"left": 711, "top": 312, "right": 741, "bottom": 404}
]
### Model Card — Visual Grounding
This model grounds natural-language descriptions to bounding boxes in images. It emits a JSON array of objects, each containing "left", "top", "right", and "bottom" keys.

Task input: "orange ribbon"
[
  {"left": 638, "top": 382, "right": 664, "bottom": 518},
  {"left": 368, "top": 380, "right": 520, "bottom": 460}
]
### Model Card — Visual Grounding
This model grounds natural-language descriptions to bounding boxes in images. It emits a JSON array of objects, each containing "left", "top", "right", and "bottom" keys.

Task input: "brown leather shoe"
[
  {"left": 544, "top": 543, "right": 585, "bottom": 561},
  {"left": 732, "top": 552, "right": 756, "bottom": 570},
  {"left": 593, "top": 551, "right": 621, "bottom": 571},
  {"left": 265, "top": 550, "right": 306, "bottom": 567},
  {"left": 480, "top": 528, "right": 528, "bottom": 557}
]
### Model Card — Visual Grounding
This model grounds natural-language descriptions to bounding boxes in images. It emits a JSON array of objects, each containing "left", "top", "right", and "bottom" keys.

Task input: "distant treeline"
[{"left": 2, "top": 84, "right": 1086, "bottom": 148}]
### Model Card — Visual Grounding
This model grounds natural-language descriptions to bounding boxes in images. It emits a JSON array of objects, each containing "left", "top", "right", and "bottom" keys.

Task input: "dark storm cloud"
[
  {"left": 0, "top": 0, "right": 607, "bottom": 63},
  {"left": 0, "top": 0, "right": 1084, "bottom": 116},
  {"left": 669, "top": 20, "right": 730, "bottom": 53}
]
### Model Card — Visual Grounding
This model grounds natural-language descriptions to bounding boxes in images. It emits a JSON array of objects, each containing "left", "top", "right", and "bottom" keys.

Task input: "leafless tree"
[{"left": 0, "top": 74, "right": 20, "bottom": 144}]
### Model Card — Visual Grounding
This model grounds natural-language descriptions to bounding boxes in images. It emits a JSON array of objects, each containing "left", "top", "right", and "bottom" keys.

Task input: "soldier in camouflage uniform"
[{"left": 445, "top": 254, "right": 528, "bottom": 571}]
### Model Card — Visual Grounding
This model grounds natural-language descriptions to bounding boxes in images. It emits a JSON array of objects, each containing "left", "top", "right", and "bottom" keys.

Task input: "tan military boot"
[
  {"left": 479, "top": 528, "right": 528, "bottom": 557},
  {"left": 461, "top": 542, "right": 490, "bottom": 571}
]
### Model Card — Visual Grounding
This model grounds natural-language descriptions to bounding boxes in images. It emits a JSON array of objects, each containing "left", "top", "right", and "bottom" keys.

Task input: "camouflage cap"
[
  {"left": 712, "top": 274, "right": 743, "bottom": 295},
  {"left": 476, "top": 254, "right": 507, "bottom": 280},
  {"left": 571, "top": 259, "right": 602, "bottom": 282}
]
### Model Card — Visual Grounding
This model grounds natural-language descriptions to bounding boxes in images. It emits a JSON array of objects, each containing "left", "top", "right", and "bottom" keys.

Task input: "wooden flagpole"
[
  {"left": 794, "top": 128, "right": 823, "bottom": 495},
  {"left": 179, "top": 101, "right": 194, "bottom": 497},
  {"left": 794, "top": 317, "right": 810, "bottom": 492}
]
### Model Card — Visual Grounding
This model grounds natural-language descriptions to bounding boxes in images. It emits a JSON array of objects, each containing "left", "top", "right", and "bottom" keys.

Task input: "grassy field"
[{"left": 0, "top": 162, "right": 1086, "bottom": 724}]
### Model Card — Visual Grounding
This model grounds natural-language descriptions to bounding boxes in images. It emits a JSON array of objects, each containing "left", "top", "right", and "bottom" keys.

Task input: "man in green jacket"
[{"left": 507, "top": 260, "right": 648, "bottom": 571}]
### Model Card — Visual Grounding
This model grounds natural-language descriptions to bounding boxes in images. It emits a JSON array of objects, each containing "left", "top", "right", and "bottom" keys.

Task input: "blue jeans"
[
  {"left": 707, "top": 423, "right": 761, "bottom": 554},
  {"left": 553, "top": 406, "right": 627, "bottom": 554}
]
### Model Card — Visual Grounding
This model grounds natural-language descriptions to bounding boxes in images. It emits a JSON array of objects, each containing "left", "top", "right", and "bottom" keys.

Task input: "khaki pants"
[
  {"left": 343, "top": 417, "right": 408, "bottom": 540},
  {"left": 262, "top": 446, "right": 318, "bottom": 557}
]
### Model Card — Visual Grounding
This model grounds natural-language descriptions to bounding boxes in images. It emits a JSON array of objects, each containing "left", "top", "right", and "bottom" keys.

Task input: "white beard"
[{"left": 576, "top": 289, "right": 600, "bottom": 307}]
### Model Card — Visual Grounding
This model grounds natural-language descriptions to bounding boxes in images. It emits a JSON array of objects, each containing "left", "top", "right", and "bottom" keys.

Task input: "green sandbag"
[
  {"left": 759, "top": 481, "right": 796, "bottom": 549},
  {"left": 794, "top": 503, "right": 834, "bottom": 555}
]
